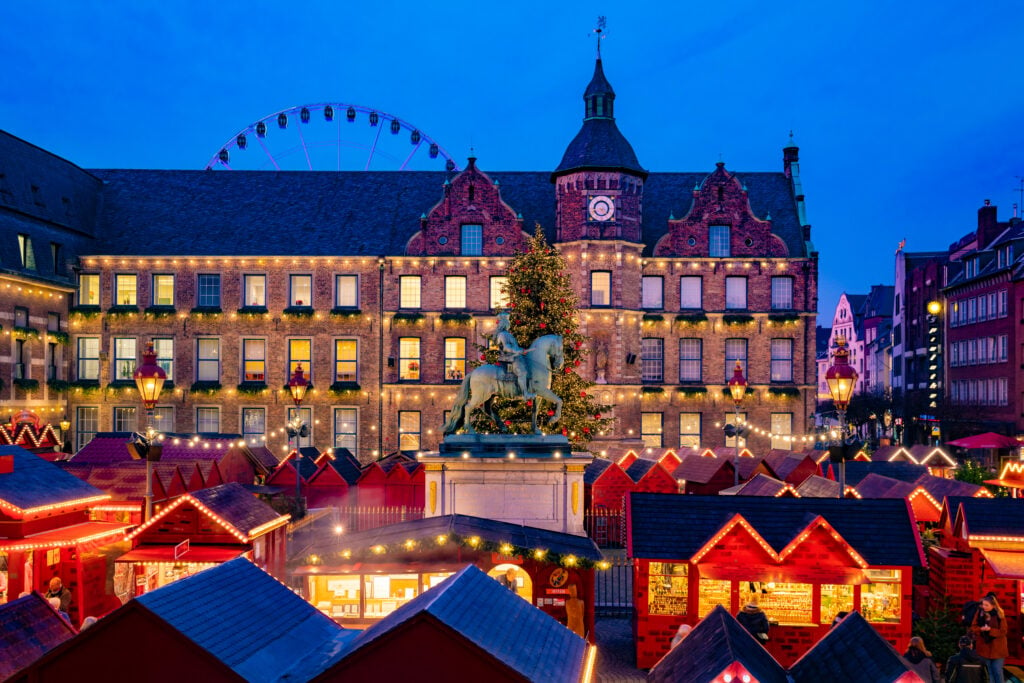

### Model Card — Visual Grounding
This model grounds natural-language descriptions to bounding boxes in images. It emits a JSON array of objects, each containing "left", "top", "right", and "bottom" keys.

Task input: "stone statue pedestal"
[{"left": 421, "top": 434, "right": 592, "bottom": 535}]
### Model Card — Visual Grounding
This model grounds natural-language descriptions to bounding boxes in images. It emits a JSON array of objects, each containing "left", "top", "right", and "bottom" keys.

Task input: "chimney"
[
  {"left": 0, "top": 454, "right": 13, "bottom": 474},
  {"left": 977, "top": 199, "right": 1000, "bottom": 247}
]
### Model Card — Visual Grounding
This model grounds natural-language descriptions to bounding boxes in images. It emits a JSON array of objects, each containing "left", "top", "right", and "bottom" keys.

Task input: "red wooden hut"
[
  {"left": 763, "top": 450, "right": 820, "bottom": 485},
  {"left": 671, "top": 454, "right": 735, "bottom": 495},
  {"left": 626, "top": 458, "right": 677, "bottom": 495},
  {"left": 306, "top": 449, "right": 362, "bottom": 508},
  {"left": 584, "top": 458, "right": 634, "bottom": 511},
  {"left": 627, "top": 493, "right": 924, "bottom": 668},
  {"left": 0, "top": 411, "right": 64, "bottom": 460}
]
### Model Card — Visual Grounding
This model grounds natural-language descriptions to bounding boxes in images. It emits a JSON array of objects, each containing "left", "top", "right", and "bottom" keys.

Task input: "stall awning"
[
  {"left": 116, "top": 545, "right": 247, "bottom": 563},
  {"left": 696, "top": 563, "right": 867, "bottom": 584},
  {"left": 981, "top": 549, "right": 1024, "bottom": 579},
  {"left": 983, "top": 479, "right": 1024, "bottom": 489},
  {"left": 0, "top": 522, "right": 132, "bottom": 552}
]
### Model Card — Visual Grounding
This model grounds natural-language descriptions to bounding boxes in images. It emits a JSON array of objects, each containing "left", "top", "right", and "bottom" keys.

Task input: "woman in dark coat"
[
  {"left": 971, "top": 594, "right": 1009, "bottom": 683},
  {"left": 736, "top": 602, "right": 770, "bottom": 642},
  {"left": 903, "top": 636, "right": 940, "bottom": 683}
]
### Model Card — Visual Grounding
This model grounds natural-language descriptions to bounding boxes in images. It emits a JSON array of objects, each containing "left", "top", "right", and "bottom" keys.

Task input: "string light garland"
[
  {"left": 125, "top": 493, "right": 289, "bottom": 543},
  {"left": 0, "top": 494, "right": 111, "bottom": 519}
]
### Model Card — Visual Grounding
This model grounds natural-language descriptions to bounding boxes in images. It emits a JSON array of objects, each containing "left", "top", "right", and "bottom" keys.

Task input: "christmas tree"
[{"left": 473, "top": 225, "right": 615, "bottom": 450}]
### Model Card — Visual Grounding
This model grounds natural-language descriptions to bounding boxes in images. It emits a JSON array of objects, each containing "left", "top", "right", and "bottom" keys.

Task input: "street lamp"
[
  {"left": 59, "top": 416, "right": 71, "bottom": 454},
  {"left": 287, "top": 364, "right": 310, "bottom": 519},
  {"left": 825, "top": 336, "right": 858, "bottom": 499},
  {"left": 727, "top": 360, "right": 748, "bottom": 486},
  {"left": 133, "top": 341, "right": 167, "bottom": 520}
]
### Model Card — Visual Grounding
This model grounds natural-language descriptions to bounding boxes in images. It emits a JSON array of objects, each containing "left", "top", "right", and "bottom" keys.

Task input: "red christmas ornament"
[
  {"left": 573, "top": 360, "right": 580, "bottom": 366},
  {"left": 574, "top": 341, "right": 583, "bottom": 349},
  {"left": 508, "top": 303, "right": 515, "bottom": 308},
  {"left": 559, "top": 298, "right": 566, "bottom": 303},
  {"left": 526, "top": 400, "right": 533, "bottom": 407},
  {"left": 504, "top": 420, "right": 512, "bottom": 427},
  {"left": 583, "top": 427, "right": 590, "bottom": 434},
  {"left": 521, "top": 288, "right": 527, "bottom": 294},
  {"left": 539, "top": 322, "right": 547, "bottom": 329},
  {"left": 580, "top": 391, "right": 587, "bottom": 398},
  {"left": 547, "top": 410, "right": 555, "bottom": 416},
  {"left": 561, "top": 428, "right": 568, "bottom": 436},
  {"left": 563, "top": 367, "right": 571, "bottom": 374},
  {"left": 594, "top": 413, "right": 601, "bottom": 419}
]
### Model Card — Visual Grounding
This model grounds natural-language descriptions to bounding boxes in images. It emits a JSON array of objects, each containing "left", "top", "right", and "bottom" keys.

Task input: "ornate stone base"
[{"left": 438, "top": 433, "right": 571, "bottom": 458}]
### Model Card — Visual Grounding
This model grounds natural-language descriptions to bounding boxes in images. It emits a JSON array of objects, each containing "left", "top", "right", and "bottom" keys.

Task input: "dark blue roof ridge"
[
  {"left": 789, "top": 611, "right": 913, "bottom": 683},
  {"left": 584, "top": 58, "right": 615, "bottom": 98},
  {"left": 0, "top": 446, "right": 107, "bottom": 509}
]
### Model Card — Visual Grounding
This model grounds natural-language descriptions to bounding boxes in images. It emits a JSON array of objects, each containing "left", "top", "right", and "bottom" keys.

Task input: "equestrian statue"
[{"left": 442, "top": 311, "right": 565, "bottom": 435}]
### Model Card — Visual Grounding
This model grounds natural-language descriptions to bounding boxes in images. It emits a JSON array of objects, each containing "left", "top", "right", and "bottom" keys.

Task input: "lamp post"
[
  {"left": 825, "top": 336, "right": 858, "bottom": 499},
  {"left": 727, "top": 360, "right": 748, "bottom": 486},
  {"left": 133, "top": 341, "right": 167, "bottom": 520},
  {"left": 287, "top": 364, "right": 309, "bottom": 519}
]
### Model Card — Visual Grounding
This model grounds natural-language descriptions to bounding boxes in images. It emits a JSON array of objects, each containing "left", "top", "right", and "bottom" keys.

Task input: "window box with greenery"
[
  {"left": 768, "top": 386, "right": 801, "bottom": 399},
  {"left": 144, "top": 305, "right": 178, "bottom": 319},
  {"left": 237, "top": 305, "right": 269, "bottom": 318},
  {"left": 12, "top": 326, "right": 40, "bottom": 341},
  {"left": 70, "top": 305, "right": 102, "bottom": 319},
  {"left": 329, "top": 381, "right": 362, "bottom": 396},
  {"left": 13, "top": 378, "right": 40, "bottom": 391},
  {"left": 393, "top": 312, "right": 425, "bottom": 324},
  {"left": 282, "top": 306, "right": 315, "bottom": 318},
  {"left": 190, "top": 306, "right": 223, "bottom": 318},
  {"left": 236, "top": 381, "right": 269, "bottom": 396},
  {"left": 642, "top": 313, "right": 665, "bottom": 323},
  {"left": 47, "top": 379, "right": 71, "bottom": 393},
  {"left": 46, "top": 330, "right": 70, "bottom": 346},
  {"left": 70, "top": 379, "right": 101, "bottom": 393},
  {"left": 439, "top": 312, "right": 473, "bottom": 324},
  {"left": 190, "top": 381, "right": 223, "bottom": 395},
  {"left": 675, "top": 312, "right": 708, "bottom": 325},
  {"left": 675, "top": 385, "right": 708, "bottom": 398},
  {"left": 641, "top": 386, "right": 665, "bottom": 395},
  {"left": 106, "top": 305, "right": 140, "bottom": 318},
  {"left": 330, "top": 307, "right": 363, "bottom": 319},
  {"left": 768, "top": 313, "right": 801, "bottom": 325},
  {"left": 722, "top": 314, "right": 755, "bottom": 326},
  {"left": 106, "top": 380, "right": 135, "bottom": 394}
]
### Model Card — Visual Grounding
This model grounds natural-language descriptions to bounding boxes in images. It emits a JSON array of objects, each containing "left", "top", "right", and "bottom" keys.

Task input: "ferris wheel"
[{"left": 204, "top": 103, "right": 459, "bottom": 172}]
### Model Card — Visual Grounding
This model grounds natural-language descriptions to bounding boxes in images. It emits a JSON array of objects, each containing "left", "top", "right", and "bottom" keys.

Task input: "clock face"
[{"left": 588, "top": 195, "right": 615, "bottom": 222}]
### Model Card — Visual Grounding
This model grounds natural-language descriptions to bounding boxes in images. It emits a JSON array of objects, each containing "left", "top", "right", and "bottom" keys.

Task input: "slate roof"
[
  {"left": 730, "top": 474, "right": 789, "bottom": 497},
  {"left": 341, "top": 564, "right": 587, "bottom": 683},
  {"left": 915, "top": 474, "right": 982, "bottom": 500},
  {"left": 59, "top": 461, "right": 158, "bottom": 501},
  {"left": 188, "top": 483, "right": 286, "bottom": 536},
  {"left": 841, "top": 461, "right": 929, "bottom": 486},
  {"left": 322, "top": 450, "right": 362, "bottom": 486},
  {"left": 672, "top": 454, "right": 731, "bottom": 484},
  {"left": 136, "top": 557, "right": 355, "bottom": 682},
  {"left": 584, "top": 457, "right": 615, "bottom": 484},
  {"left": 648, "top": 605, "right": 788, "bottom": 683},
  {"left": 763, "top": 451, "right": 813, "bottom": 481},
  {"left": 310, "top": 513, "right": 602, "bottom": 561},
  {"left": 628, "top": 493, "right": 924, "bottom": 567},
  {"left": 795, "top": 474, "right": 842, "bottom": 498},
  {"left": 0, "top": 446, "right": 107, "bottom": 512},
  {"left": 854, "top": 473, "right": 916, "bottom": 499},
  {"left": 247, "top": 446, "right": 280, "bottom": 471},
  {"left": 949, "top": 496, "right": 1024, "bottom": 536},
  {"left": 625, "top": 458, "right": 660, "bottom": 483},
  {"left": 85, "top": 167, "right": 806, "bottom": 259},
  {"left": 789, "top": 611, "right": 914, "bottom": 683},
  {"left": 737, "top": 456, "right": 768, "bottom": 480},
  {"left": 0, "top": 592, "right": 78, "bottom": 680}
]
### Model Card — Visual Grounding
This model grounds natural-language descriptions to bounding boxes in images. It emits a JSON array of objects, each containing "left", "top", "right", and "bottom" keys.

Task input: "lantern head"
[
  {"left": 825, "top": 336, "right": 858, "bottom": 410},
  {"left": 289, "top": 364, "right": 309, "bottom": 406},
  {"left": 727, "top": 361, "right": 747, "bottom": 405},
  {"left": 926, "top": 300, "right": 942, "bottom": 316},
  {"left": 133, "top": 341, "right": 167, "bottom": 411}
]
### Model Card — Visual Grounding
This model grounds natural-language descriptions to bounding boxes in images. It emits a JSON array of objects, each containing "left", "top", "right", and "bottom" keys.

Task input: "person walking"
[
  {"left": 903, "top": 636, "right": 940, "bottom": 683},
  {"left": 944, "top": 635, "right": 986, "bottom": 683},
  {"left": 971, "top": 594, "right": 1008, "bottom": 683},
  {"left": 736, "top": 602, "right": 770, "bottom": 643}
]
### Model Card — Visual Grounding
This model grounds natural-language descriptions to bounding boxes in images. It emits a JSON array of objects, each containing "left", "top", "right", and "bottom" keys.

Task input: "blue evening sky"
[{"left": 2, "top": 2, "right": 1023, "bottom": 317}]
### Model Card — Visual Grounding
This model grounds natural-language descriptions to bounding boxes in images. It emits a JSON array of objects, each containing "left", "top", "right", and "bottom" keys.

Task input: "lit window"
[
  {"left": 115, "top": 274, "right": 137, "bottom": 306},
  {"left": 725, "top": 339, "right": 748, "bottom": 381},
  {"left": 399, "top": 411, "right": 421, "bottom": 452},
  {"left": 725, "top": 277, "right": 747, "bottom": 310},
  {"left": 17, "top": 234, "right": 36, "bottom": 270},
  {"left": 400, "top": 276, "right": 421, "bottom": 309},
  {"left": 290, "top": 275, "right": 312, "bottom": 307},
  {"left": 445, "top": 338, "right": 466, "bottom": 381},
  {"left": 679, "top": 413, "right": 701, "bottom": 449},
  {"left": 113, "top": 337, "right": 137, "bottom": 382},
  {"left": 197, "top": 338, "right": 220, "bottom": 382},
  {"left": 461, "top": 224, "right": 483, "bottom": 256},
  {"left": 14, "top": 307, "right": 27, "bottom": 327},
  {"left": 641, "top": 413, "right": 663, "bottom": 448},
  {"left": 288, "top": 407, "right": 313, "bottom": 448},
  {"left": 334, "top": 408, "right": 358, "bottom": 454},
  {"left": 770, "top": 413, "right": 792, "bottom": 450},
  {"left": 445, "top": 276, "right": 467, "bottom": 309},
  {"left": 642, "top": 276, "right": 663, "bottom": 309},
  {"left": 288, "top": 339, "right": 312, "bottom": 382},
  {"left": 709, "top": 225, "right": 730, "bottom": 257},
  {"left": 77, "top": 337, "right": 100, "bottom": 380},
  {"left": 153, "top": 338, "right": 174, "bottom": 382},
  {"left": 771, "top": 339, "right": 793, "bottom": 382},
  {"left": 679, "top": 339, "right": 702, "bottom": 382},
  {"left": 399, "top": 338, "right": 420, "bottom": 380},
  {"left": 591, "top": 271, "right": 611, "bottom": 307},
  {"left": 641, "top": 338, "right": 664, "bottom": 383},
  {"left": 76, "top": 406, "right": 99, "bottom": 450},
  {"left": 13, "top": 339, "right": 26, "bottom": 379},
  {"left": 771, "top": 277, "right": 793, "bottom": 310},
  {"left": 335, "top": 339, "right": 358, "bottom": 382},
  {"left": 243, "top": 339, "right": 266, "bottom": 382},
  {"left": 336, "top": 275, "right": 359, "bottom": 308},
  {"left": 197, "top": 274, "right": 221, "bottom": 308},
  {"left": 113, "top": 406, "right": 137, "bottom": 432},
  {"left": 152, "top": 406, "right": 174, "bottom": 431},
  {"left": 243, "top": 275, "right": 266, "bottom": 307},
  {"left": 242, "top": 408, "right": 266, "bottom": 445},
  {"left": 680, "top": 277, "right": 702, "bottom": 309},
  {"left": 490, "top": 276, "right": 509, "bottom": 309},
  {"left": 78, "top": 274, "right": 100, "bottom": 306},
  {"left": 726, "top": 412, "right": 747, "bottom": 448},
  {"left": 196, "top": 407, "right": 220, "bottom": 433},
  {"left": 152, "top": 275, "right": 175, "bottom": 306}
]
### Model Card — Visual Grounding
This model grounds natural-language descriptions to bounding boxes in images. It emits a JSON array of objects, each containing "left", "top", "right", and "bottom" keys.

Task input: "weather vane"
[{"left": 593, "top": 16, "right": 607, "bottom": 58}]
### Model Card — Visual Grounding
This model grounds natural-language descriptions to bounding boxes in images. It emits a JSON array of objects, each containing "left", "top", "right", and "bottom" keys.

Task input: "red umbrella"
[{"left": 946, "top": 432, "right": 1023, "bottom": 449}]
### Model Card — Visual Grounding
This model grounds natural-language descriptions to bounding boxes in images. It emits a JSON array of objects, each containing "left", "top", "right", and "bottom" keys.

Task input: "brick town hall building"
[{"left": 0, "top": 55, "right": 819, "bottom": 462}]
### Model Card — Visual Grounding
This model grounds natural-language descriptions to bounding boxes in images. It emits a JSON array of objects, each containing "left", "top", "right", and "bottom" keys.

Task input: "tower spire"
[{"left": 593, "top": 16, "right": 607, "bottom": 59}]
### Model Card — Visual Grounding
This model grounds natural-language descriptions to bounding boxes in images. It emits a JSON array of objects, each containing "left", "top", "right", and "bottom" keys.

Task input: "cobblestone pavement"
[{"left": 594, "top": 617, "right": 646, "bottom": 682}]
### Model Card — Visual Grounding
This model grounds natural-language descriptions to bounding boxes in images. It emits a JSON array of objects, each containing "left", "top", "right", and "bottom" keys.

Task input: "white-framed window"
[
  {"left": 725, "top": 339, "right": 748, "bottom": 381},
  {"left": 336, "top": 275, "right": 359, "bottom": 308},
  {"left": 288, "top": 339, "right": 312, "bottom": 382},
  {"left": 641, "top": 338, "right": 664, "bottom": 383},
  {"left": 197, "top": 274, "right": 221, "bottom": 308},
  {"left": 726, "top": 411, "right": 747, "bottom": 448},
  {"left": 445, "top": 276, "right": 467, "bottom": 309},
  {"left": 152, "top": 274, "right": 175, "bottom": 306},
  {"left": 76, "top": 406, "right": 99, "bottom": 450},
  {"left": 399, "top": 338, "right": 420, "bottom": 381},
  {"left": 641, "top": 412, "right": 663, "bottom": 448},
  {"left": 490, "top": 276, "right": 509, "bottom": 309},
  {"left": 679, "top": 339, "right": 702, "bottom": 382},
  {"left": 288, "top": 406, "right": 313, "bottom": 448},
  {"left": 591, "top": 271, "right": 611, "bottom": 306},
  {"left": 400, "top": 276, "right": 421, "bottom": 309},
  {"left": 770, "top": 413, "right": 792, "bottom": 450},
  {"left": 445, "top": 337, "right": 466, "bottom": 381},
  {"left": 709, "top": 225, "right": 730, "bottom": 257},
  {"left": 115, "top": 274, "right": 137, "bottom": 306},
  {"left": 398, "top": 411, "right": 421, "bottom": 452},
  {"left": 999, "top": 290, "right": 1008, "bottom": 317},
  {"left": 196, "top": 407, "right": 221, "bottom": 433},
  {"left": 197, "top": 338, "right": 220, "bottom": 382},
  {"left": 154, "top": 338, "right": 174, "bottom": 383},
  {"left": 77, "top": 337, "right": 100, "bottom": 380},
  {"left": 771, "top": 277, "right": 794, "bottom": 310},
  {"left": 334, "top": 407, "right": 358, "bottom": 454},
  {"left": 113, "top": 337, "right": 137, "bottom": 382},
  {"left": 242, "top": 407, "right": 266, "bottom": 445},
  {"left": 289, "top": 275, "right": 312, "bottom": 307},
  {"left": 1000, "top": 335, "right": 1008, "bottom": 362},
  {"left": 335, "top": 339, "right": 358, "bottom": 382},
  {"left": 152, "top": 406, "right": 174, "bottom": 432},
  {"left": 679, "top": 413, "right": 701, "bottom": 450},
  {"left": 461, "top": 224, "right": 483, "bottom": 256},
  {"left": 725, "top": 277, "right": 747, "bottom": 310},
  {"left": 242, "top": 339, "right": 266, "bottom": 382},
  {"left": 243, "top": 274, "right": 266, "bottom": 307},
  {"left": 113, "top": 406, "right": 137, "bottom": 432},
  {"left": 680, "top": 277, "right": 702, "bottom": 309},
  {"left": 771, "top": 339, "right": 794, "bottom": 382},
  {"left": 642, "top": 276, "right": 663, "bottom": 309},
  {"left": 78, "top": 274, "right": 100, "bottom": 306}
]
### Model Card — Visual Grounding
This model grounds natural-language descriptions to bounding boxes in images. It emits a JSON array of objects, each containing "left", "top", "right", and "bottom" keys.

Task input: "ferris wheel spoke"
[
  {"left": 364, "top": 122, "right": 384, "bottom": 171},
  {"left": 295, "top": 119, "right": 314, "bottom": 171},
  {"left": 255, "top": 133, "right": 281, "bottom": 171},
  {"left": 399, "top": 140, "right": 424, "bottom": 171}
]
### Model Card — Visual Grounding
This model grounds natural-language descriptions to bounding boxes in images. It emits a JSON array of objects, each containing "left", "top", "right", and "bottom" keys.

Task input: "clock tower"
[{"left": 552, "top": 56, "right": 646, "bottom": 243}]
